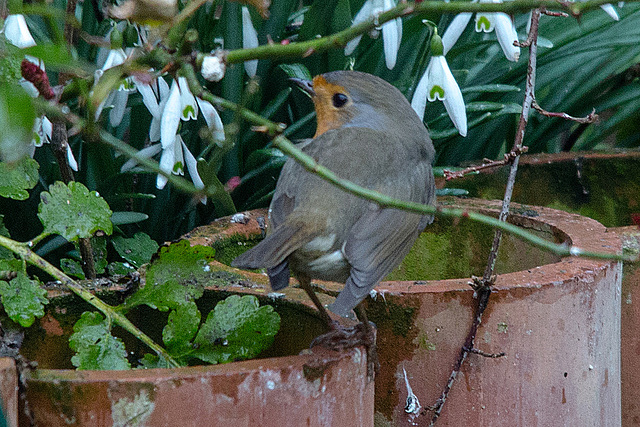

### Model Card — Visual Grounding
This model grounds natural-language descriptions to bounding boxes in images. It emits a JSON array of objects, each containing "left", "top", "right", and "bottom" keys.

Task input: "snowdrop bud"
[{"left": 201, "top": 54, "right": 226, "bottom": 82}]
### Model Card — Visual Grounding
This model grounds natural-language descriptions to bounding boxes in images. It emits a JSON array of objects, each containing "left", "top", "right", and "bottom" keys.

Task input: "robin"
[{"left": 232, "top": 70, "right": 435, "bottom": 352}]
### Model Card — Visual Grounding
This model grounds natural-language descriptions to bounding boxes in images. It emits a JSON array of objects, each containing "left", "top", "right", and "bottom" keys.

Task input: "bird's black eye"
[{"left": 332, "top": 93, "right": 349, "bottom": 108}]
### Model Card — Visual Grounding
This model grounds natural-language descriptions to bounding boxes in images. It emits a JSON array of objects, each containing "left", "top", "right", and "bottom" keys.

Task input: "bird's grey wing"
[
  {"left": 328, "top": 206, "right": 424, "bottom": 317},
  {"left": 232, "top": 140, "right": 313, "bottom": 290},
  {"left": 327, "top": 154, "right": 436, "bottom": 317}
]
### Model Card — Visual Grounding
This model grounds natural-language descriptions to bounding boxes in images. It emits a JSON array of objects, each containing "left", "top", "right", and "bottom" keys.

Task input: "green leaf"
[
  {"left": 110, "top": 211, "right": 150, "bottom": 225},
  {"left": 60, "top": 258, "right": 85, "bottom": 279},
  {"left": 69, "top": 311, "right": 131, "bottom": 370},
  {"left": 191, "top": 295, "right": 280, "bottom": 364},
  {"left": 38, "top": 181, "right": 113, "bottom": 241},
  {"left": 0, "top": 83, "right": 36, "bottom": 163},
  {"left": 461, "top": 84, "right": 521, "bottom": 94},
  {"left": 163, "top": 301, "right": 201, "bottom": 355},
  {"left": 111, "top": 232, "right": 159, "bottom": 268},
  {"left": 107, "top": 262, "right": 136, "bottom": 276},
  {"left": 23, "top": 43, "right": 90, "bottom": 76},
  {"left": 124, "top": 240, "right": 215, "bottom": 310},
  {"left": 0, "top": 157, "right": 39, "bottom": 200},
  {"left": 278, "top": 63, "right": 312, "bottom": 80},
  {"left": 0, "top": 272, "right": 48, "bottom": 327},
  {"left": 437, "top": 188, "right": 469, "bottom": 197},
  {"left": 139, "top": 353, "right": 172, "bottom": 369}
]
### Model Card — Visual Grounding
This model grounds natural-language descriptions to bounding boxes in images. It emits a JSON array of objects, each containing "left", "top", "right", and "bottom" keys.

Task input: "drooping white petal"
[
  {"left": 428, "top": 56, "right": 467, "bottom": 136},
  {"left": 379, "top": 0, "right": 401, "bottom": 69},
  {"left": 196, "top": 98, "right": 225, "bottom": 142},
  {"left": 442, "top": 13, "right": 472, "bottom": 55},
  {"left": 42, "top": 116, "right": 52, "bottom": 142},
  {"left": 345, "top": 35, "right": 364, "bottom": 56},
  {"left": 3, "top": 15, "right": 36, "bottom": 49},
  {"left": 173, "top": 136, "right": 184, "bottom": 176},
  {"left": 149, "top": 116, "right": 161, "bottom": 142},
  {"left": 135, "top": 80, "right": 160, "bottom": 117},
  {"left": 155, "top": 76, "right": 170, "bottom": 100},
  {"left": 66, "top": 144, "right": 78, "bottom": 171},
  {"left": 120, "top": 143, "right": 162, "bottom": 172},
  {"left": 109, "top": 90, "right": 129, "bottom": 127},
  {"left": 160, "top": 80, "right": 181, "bottom": 149},
  {"left": 32, "top": 116, "right": 52, "bottom": 147},
  {"left": 241, "top": 6, "right": 259, "bottom": 77},
  {"left": 177, "top": 76, "right": 198, "bottom": 121},
  {"left": 600, "top": 3, "right": 619, "bottom": 20},
  {"left": 157, "top": 144, "right": 174, "bottom": 189},
  {"left": 381, "top": 18, "right": 402, "bottom": 69},
  {"left": 101, "top": 49, "right": 127, "bottom": 71},
  {"left": 410, "top": 66, "right": 430, "bottom": 120},
  {"left": 493, "top": 13, "right": 520, "bottom": 62},
  {"left": 181, "top": 138, "right": 207, "bottom": 204}
]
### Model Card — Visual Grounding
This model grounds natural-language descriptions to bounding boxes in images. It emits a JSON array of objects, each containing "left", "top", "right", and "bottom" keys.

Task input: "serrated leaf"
[
  {"left": 111, "top": 232, "right": 159, "bottom": 268},
  {"left": 38, "top": 181, "right": 113, "bottom": 241},
  {"left": 69, "top": 311, "right": 131, "bottom": 370},
  {"left": 124, "top": 240, "right": 215, "bottom": 310},
  {"left": 0, "top": 157, "right": 39, "bottom": 200},
  {"left": 163, "top": 301, "right": 201, "bottom": 355},
  {"left": 191, "top": 295, "right": 280, "bottom": 364},
  {"left": 0, "top": 272, "right": 48, "bottom": 327},
  {"left": 60, "top": 258, "right": 85, "bottom": 279}
]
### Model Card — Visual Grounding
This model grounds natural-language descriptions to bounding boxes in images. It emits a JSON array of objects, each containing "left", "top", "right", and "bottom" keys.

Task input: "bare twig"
[
  {"left": 443, "top": 146, "right": 529, "bottom": 180},
  {"left": 428, "top": 10, "right": 542, "bottom": 426},
  {"left": 463, "top": 347, "right": 506, "bottom": 358},
  {"left": 532, "top": 101, "right": 599, "bottom": 124}
]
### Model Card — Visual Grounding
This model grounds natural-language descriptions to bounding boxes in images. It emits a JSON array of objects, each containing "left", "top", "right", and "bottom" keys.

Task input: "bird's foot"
[{"left": 310, "top": 320, "right": 378, "bottom": 381}]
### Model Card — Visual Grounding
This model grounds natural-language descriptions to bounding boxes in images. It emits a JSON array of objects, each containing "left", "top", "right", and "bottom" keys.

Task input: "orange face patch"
[{"left": 311, "top": 76, "right": 353, "bottom": 137}]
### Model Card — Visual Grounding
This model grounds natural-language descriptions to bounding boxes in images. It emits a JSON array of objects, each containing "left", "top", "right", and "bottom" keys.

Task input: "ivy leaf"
[
  {"left": 38, "top": 181, "right": 113, "bottom": 242},
  {"left": 191, "top": 295, "right": 280, "bottom": 364},
  {"left": 0, "top": 157, "right": 39, "bottom": 200},
  {"left": 111, "top": 232, "right": 159, "bottom": 268},
  {"left": 69, "top": 311, "right": 131, "bottom": 370},
  {"left": 0, "top": 272, "right": 48, "bottom": 327},
  {"left": 124, "top": 240, "right": 215, "bottom": 310},
  {"left": 163, "top": 301, "right": 201, "bottom": 355}
]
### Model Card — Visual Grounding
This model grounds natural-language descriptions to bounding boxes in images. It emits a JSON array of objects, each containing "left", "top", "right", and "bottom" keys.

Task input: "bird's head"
[{"left": 292, "top": 71, "right": 426, "bottom": 139}]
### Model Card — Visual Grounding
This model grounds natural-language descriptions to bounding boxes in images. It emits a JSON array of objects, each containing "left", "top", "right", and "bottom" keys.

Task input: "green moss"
[{"left": 210, "top": 234, "right": 262, "bottom": 267}]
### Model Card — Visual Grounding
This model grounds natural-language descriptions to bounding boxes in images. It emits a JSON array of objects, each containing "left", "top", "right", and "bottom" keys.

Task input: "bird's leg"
[
  {"left": 354, "top": 304, "right": 379, "bottom": 380},
  {"left": 298, "top": 275, "right": 378, "bottom": 380},
  {"left": 297, "top": 274, "right": 338, "bottom": 328}
]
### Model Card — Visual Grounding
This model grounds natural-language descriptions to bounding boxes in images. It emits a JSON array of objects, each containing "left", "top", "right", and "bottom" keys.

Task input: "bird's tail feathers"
[{"left": 231, "top": 222, "right": 316, "bottom": 269}]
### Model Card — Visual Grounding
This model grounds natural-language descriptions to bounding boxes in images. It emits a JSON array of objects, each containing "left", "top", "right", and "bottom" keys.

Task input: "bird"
[{"left": 232, "top": 70, "right": 435, "bottom": 349}]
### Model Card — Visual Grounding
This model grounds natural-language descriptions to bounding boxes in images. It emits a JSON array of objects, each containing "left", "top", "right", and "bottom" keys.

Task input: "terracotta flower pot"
[
  {"left": 8, "top": 285, "right": 373, "bottom": 426},
  {"left": 194, "top": 198, "right": 621, "bottom": 426},
  {"left": 443, "top": 150, "right": 639, "bottom": 426}
]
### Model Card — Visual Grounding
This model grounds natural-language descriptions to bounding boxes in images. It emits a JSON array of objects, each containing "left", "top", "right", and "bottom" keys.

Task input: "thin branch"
[
  {"left": 0, "top": 235, "right": 180, "bottom": 368},
  {"left": 428, "top": 10, "right": 542, "bottom": 426},
  {"left": 223, "top": 0, "right": 626, "bottom": 64},
  {"left": 532, "top": 101, "right": 599, "bottom": 123},
  {"left": 443, "top": 146, "right": 529, "bottom": 180}
]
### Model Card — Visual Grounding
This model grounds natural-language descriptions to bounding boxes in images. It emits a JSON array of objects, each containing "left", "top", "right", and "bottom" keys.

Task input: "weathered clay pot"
[
  {"left": 9, "top": 284, "right": 373, "bottom": 426},
  {"left": 201, "top": 198, "right": 622, "bottom": 426},
  {"left": 443, "top": 150, "right": 639, "bottom": 426},
  {"left": 440, "top": 149, "right": 640, "bottom": 228}
]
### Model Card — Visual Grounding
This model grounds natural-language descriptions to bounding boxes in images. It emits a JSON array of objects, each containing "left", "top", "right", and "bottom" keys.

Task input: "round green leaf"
[{"left": 38, "top": 181, "right": 113, "bottom": 241}]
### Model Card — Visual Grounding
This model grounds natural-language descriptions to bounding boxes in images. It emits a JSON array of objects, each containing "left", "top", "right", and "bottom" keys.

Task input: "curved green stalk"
[{"left": 0, "top": 235, "right": 181, "bottom": 368}]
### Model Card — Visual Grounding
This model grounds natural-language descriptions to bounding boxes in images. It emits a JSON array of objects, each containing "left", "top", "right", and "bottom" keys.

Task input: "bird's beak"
[{"left": 289, "top": 77, "right": 315, "bottom": 97}]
